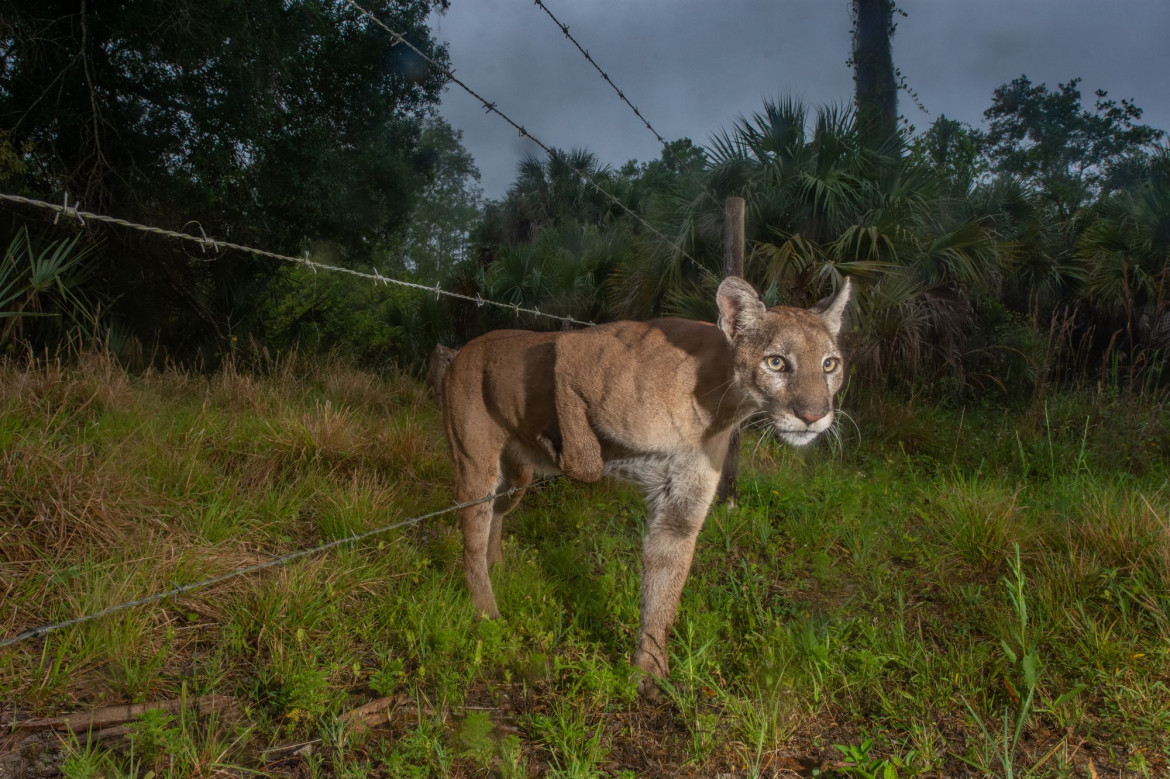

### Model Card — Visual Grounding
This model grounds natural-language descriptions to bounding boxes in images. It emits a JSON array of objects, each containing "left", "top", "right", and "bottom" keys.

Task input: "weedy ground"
[{"left": 1, "top": 352, "right": 1168, "bottom": 778}]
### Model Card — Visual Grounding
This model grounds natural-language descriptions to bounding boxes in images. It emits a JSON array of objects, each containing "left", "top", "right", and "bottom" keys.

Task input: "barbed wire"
[
  {"left": 0, "top": 477, "right": 558, "bottom": 649},
  {"left": 530, "top": 1, "right": 708, "bottom": 200},
  {"left": 0, "top": 192, "right": 594, "bottom": 328},
  {"left": 0, "top": 2, "right": 719, "bottom": 657},
  {"left": 342, "top": 0, "right": 712, "bottom": 278},
  {"left": 531, "top": 0, "right": 666, "bottom": 148}
]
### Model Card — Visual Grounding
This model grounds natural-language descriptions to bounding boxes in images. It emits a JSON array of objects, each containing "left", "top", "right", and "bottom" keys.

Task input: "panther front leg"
[
  {"left": 554, "top": 382, "right": 604, "bottom": 483},
  {"left": 631, "top": 461, "right": 721, "bottom": 700}
]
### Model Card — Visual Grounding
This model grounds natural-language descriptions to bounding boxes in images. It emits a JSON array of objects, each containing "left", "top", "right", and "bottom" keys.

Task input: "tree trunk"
[
  {"left": 716, "top": 197, "right": 745, "bottom": 508},
  {"left": 852, "top": 0, "right": 898, "bottom": 142}
]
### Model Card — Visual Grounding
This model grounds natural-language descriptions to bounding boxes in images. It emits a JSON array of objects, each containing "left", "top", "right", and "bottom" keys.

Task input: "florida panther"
[{"left": 441, "top": 276, "right": 851, "bottom": 696}]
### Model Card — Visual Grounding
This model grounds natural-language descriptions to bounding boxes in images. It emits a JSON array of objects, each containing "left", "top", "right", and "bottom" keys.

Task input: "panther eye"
[
  {"left": 823, "top": 357, "right": 840, "bottom": 373},
  {"left": 764, "top": 356, "right": 788, "bottom": 372}
]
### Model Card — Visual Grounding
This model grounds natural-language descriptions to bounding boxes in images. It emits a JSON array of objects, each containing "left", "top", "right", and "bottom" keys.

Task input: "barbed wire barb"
[
  {"left": 196, "top": 224, "right": 211, "bottom": 254},
  {"left": 53, "top": 191, "right": 85, "bottom": 227},
  {"left": 184, "top": 220, "right": 219, "bottom": 256}
]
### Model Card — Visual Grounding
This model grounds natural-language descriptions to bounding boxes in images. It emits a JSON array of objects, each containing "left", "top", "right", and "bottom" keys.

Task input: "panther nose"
[{"left": 796, "top": 409, "right": 826, "bottom": 425}]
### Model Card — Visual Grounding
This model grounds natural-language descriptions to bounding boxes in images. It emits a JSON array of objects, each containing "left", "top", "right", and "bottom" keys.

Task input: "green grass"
[{"left": 1, "top": 352, "right": 1168, "bottom": 776}]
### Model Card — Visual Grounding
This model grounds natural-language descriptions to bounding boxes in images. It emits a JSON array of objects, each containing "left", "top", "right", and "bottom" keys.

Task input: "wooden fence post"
[{"left": 716, "top": 196, "right": 745, "bottom": 508}]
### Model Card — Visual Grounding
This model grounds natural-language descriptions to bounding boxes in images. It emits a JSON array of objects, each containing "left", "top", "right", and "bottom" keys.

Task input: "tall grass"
[{"left": 1, "top": 352, "right": 1167, "bottom": 776}]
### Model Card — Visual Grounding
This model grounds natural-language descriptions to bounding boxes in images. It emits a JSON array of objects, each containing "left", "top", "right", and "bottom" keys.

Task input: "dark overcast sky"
[{"left": 428, "top": 0, "right": 1170, "bottom": 200}]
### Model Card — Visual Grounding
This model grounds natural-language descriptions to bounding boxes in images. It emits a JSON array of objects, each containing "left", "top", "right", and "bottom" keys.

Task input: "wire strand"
[
  {"left": 531, "top": 0, "right": 667, "bottom": 147},
  {"left": 0, "top": 192, "right": 594, "bottom": 328},
  {"left": 0, "top": 477, "right": 558, "bottom": 649},
  {"left": 529, "top": 1, "right": 708, "bottom": 206},
  {"left": 342, "top": 0, "right": 711, "bottom": 278}
]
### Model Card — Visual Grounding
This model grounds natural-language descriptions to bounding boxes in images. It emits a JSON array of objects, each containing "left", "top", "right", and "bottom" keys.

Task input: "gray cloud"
[{"left": 431, "top": 0, "right": 1170, "bottom": 199}]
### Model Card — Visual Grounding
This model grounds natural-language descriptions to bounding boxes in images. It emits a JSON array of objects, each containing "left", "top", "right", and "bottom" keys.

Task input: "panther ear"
[
  {"left": 716, "top": 276, "right": 767, "bottom": 340},
  {"left": 437, "top": 344, "right": 459, "bottom": 367},
  {"left": 810, "top": 277, "right": 852, "bottom": 338}
]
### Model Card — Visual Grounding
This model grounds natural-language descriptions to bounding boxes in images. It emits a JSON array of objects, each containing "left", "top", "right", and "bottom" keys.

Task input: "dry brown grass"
[
  {"left": 0, "top": 349, "right": 448, "bottom": 655},
  {"left": 1071, "top": 489, "right": 1170, "bottom": 573}
]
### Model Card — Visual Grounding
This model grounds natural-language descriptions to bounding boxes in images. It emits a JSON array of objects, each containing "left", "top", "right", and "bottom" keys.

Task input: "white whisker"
[
  {"left": 834, "top": 407, "right": 862, "bottom": 450},
  {"left": 750, "top": 427, "right": 770, "bottom": 460},
  {"left": 711, "top": 376, "right": 739, "bottom": 417},
  {"left": 827, "top": 419, "right": 844, "bottom": 460},
  {"left": 740, "top": 412, "right": 770, "bottom": 431}
]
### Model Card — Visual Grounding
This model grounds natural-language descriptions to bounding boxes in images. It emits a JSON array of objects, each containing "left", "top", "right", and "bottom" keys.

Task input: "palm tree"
[
  {"left": 486, "top": 222, "right": 633, "bottom": 327},
  {"left": 497, "top": 149, "right": 615, "bottom": 244},
  {"left": 670, "top": 98, "right": 1002, "bottom": 386},
  {"left": 1077, "top": 146, "right": 1170, "bottom": 378},
  {"left": 1, "top": 227, "right": 102, "bottom": 349}
]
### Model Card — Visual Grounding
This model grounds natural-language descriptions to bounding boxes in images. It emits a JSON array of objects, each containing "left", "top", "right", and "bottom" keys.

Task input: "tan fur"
[
  {"left": 426, "top": 344, "right": 459, "bottom": 407},
  {"left": 441, "top": 277, "right": 851, "bottom": 698}
]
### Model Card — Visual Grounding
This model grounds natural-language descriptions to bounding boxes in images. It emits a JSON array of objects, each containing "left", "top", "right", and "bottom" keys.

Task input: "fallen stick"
[
  {"left": 13, "top": 694, "right": 236, "bottom": 733},
  {"left": 338, "top": 695, "right": 403, "bottom": 729},
  {"left": 91, "top": 725, "right": 132, "bottom": 741}
]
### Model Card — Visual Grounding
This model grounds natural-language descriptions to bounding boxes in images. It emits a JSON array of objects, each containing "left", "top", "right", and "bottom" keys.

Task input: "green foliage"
[
  {"left": 909, "top": 115, "right": 986, "bottom": 195},
  {"left": 456, "top": 710, "right": 497, "bottom": 769},
  {"left": 59, "top": 734, "right": 113, "bottom": 779},
  {"left": 982, "top": 76, "right": 1165, "bottom": 216},
  {"left": 1, "top": 0, "right": 450, "bottom": 358},
  {"left": 128, "top": 708, "right": 184, "bottom": 768},
  {"left": 969, "top": 100, "right": 1170, "bottom": 391},
  {"left": 1078, "top": 147, "right": 1170, "bottom": 317},
  {"left": 826, "top": 736, "right": 915, "bottom": 778},
  {"left": 1, "top": 357, "right": 1169, "bottom": 774},
  {"left": 0, "top": 226, "right": 102, "bottom": 349},
  {"left": 369, "top": 656, "right": 406, "bottom": 697},
  {"left": 685, "top": 98, "right": 1000, "bottom": 386},
  {"left": 494, "top": 149, "right": 621, "bottom": 244},
  {"left": 0, "top": 128, "right": 29, "bottom": 186},
  {"left": 390, "top": 118, "right": 485, "bottom": 281},
  {"left": 955, "top": 544, "right": 1090, "bottom": 777},
  {"left": 1, "top": 0, "right": 1165, "bottom": 401},
  {"left": 465, "top": 80, "right": 1167, "bottom": 398},
  {"left": 476, "top": 139, "right": 709, "bottom": 325},
  {"left": 485, "top": 222, "right": 633, "bottom": 326},
  {"left": 529, "top": 700, "right": 610, "bottom": 777},
  {"left": 258, "top": 261, "right": 458, "bottom": 371}
]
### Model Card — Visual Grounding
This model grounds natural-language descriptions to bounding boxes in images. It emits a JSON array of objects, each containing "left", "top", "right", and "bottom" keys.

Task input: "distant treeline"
[{"left": 1, "top": 3, "right": 1166, "bottom": 401}]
